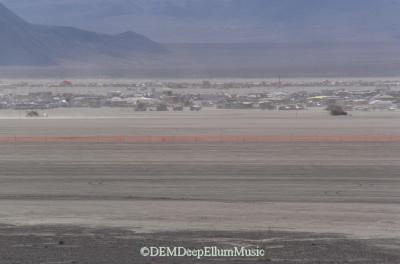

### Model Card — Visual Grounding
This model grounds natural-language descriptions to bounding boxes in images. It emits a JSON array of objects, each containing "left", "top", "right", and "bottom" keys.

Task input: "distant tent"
[{"left": 60, "top": 80, "right": 73, "bottom": 87}]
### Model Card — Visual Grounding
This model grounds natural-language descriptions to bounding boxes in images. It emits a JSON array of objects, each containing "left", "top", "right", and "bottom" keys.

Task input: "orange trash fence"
[{"left": 0, "top": 135, "right": 399, "bottom": 144}]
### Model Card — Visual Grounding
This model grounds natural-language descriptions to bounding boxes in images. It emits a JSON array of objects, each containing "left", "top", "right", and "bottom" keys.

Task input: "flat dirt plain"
[{"left": 0, "top": 109, "right": 399, "bottom": 263}]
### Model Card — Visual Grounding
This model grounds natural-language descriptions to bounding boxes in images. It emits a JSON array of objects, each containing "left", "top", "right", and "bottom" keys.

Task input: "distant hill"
[
  {"left": 3, "top": 1, "right": 400, "bottom": 77},
  {"left": 0, "top": 2, "right": 163, "bottom": 65},
  {"left": 4, "top": 0, "right": 400, "bottom": 43}
]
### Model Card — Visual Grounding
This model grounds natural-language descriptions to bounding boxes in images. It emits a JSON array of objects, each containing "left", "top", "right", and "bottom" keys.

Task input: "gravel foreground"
[{"left": 0, "top": 225, "right": 399, "bottom": 264}]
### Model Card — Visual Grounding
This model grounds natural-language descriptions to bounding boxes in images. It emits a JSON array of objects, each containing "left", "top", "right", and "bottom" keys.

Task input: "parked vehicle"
[
  {"left": 26, "top": 111, "right": 39, "bottom": 117},
  {"left": 329, "top": 105, "right": 348, "bottom": 116},
  {"left": 190, "top": 105, "right": 202, "bottom": 111},
  {"left": 173, "top": 105, "right": 184, "bottom": 111}
]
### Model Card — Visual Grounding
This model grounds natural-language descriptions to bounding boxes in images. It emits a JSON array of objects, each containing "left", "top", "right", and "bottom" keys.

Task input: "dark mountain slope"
[
  {"left": 4, "top": 0, "right": 400, "bottom": 42},
  {"left": 0, "top": 2, "right": 163, "bottom": 65}
]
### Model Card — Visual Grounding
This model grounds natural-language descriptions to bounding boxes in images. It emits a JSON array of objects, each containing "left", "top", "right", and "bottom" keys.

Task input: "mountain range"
[
  {"left": 0, "top": 1, "right": 162, "bottom": 65},
  {"left": 3, "top": 0, "right": 400, "bottom": 43},
  {"left": 2, "top": 0, "right": 400, "bottom": 77}
]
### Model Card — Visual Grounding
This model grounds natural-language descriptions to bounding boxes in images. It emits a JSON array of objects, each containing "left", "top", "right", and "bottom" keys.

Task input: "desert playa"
[{"left": 0, "top": 109, "right": 399, "bottom": 263}]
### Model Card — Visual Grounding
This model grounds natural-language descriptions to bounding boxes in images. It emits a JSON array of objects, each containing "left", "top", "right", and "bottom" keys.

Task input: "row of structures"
[
  {"left": 215, "top": 88, "right": 400, "bottom": 111},
  {"left": 0, "top": 86, "right": 399, "bottom": 111},
  {"left": 4, "top": 79, "right": 400, "bottom": 91}
]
